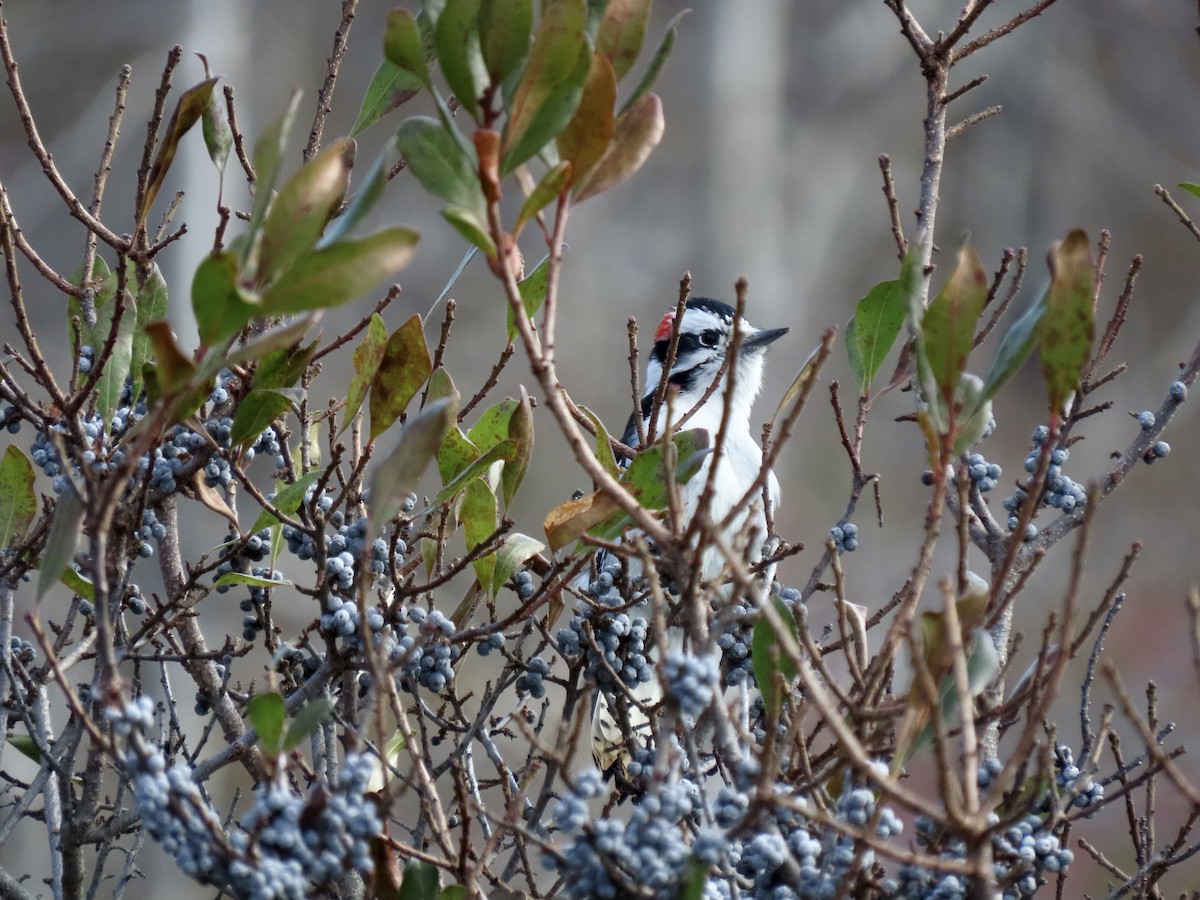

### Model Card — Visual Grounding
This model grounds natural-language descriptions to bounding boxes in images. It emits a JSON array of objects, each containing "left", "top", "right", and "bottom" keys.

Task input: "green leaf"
[
  {"left": 319, "top": 144, "right": 395, "bottom": 249},
  {"left": 435, "top": 0, "right": 486, "bottom": 121},
  {"left": 619, "top": 9, "right": 686, "bottom": 115},
  {"left": 399, "top": 860, "right": 440, "bottom": 900},
  {"left": 575, "top": 91, "right": 663, "bottom": 201},
  {"left": 202, "top": 86, "right": 233, "bottom": 174},
  {"left": 59, "top": 567, "right": 94, "bottom": 601},
  {"left": 507, "top": 253, "right": 550, "bottom": 341},
  {"left": 368, "top": 397, "right": 459, "bottom": 535},
  {"left": 281, "top": 698, "right": 333, "bottom": 751},
  {"left": 910, "top": 628, "right": 1000, "bottom": 761},
  {"left": 467, "top": 399, "right": 518, "bottom": 451},
  {"left": 92, "top": 291, "right": 137, "bottom": 422},
  {"left": 845, "top": 317, "right": 864, "bottom": 390},
  {"left": 256, "top": 140, "right": 352, "bottom": 287},
  {"left": 425, "top": 366, "right": 458, "bottom": 404},
  {"left": 595, "top": 0, "right": 651, "bottom": 80},
  {"left": 130, "top": 264, "right": 169, "bottom": 402},
  {"left": 500, "top": 0, "right": 590, "bottom": 174},
  {"left": 230, "top": 388, "right": 298, "bottom": 448},
  {"left": 849, "top": 280, "right": 905, "bottom": 392},
  {"left": 1039, "top": 229, "right": 1096, "bottom": 415},
  {"left": 252, "top": 340, "right": 317, "bottom": 392},
  {"left": 245, "top": 92, "right": 303, "bottom": 270},
  {"left": 369, "top": 314, "right": 434, "bottom": 442},
  {"left": 678, "top": 858, "right": 711, "bottom": 900},
  {"left": 8, "top": 734, "right": 40, "bottom": 764},
  {"left": 139, "top": 76, "right": 219, "bottom": 226},
  {"left": 214, "top": 571, "right": 291, "bottom": 589},
  {"left": 479, "top": 0, "right": 532, "bottom": 84},
  {"left": 920, "top": 245, "right": 987, "bottom": 414},
  {"left": 352, "top": 60, "right": 424, "bottom": 138},
  {"left": 384, "top": 7, "right": 431, "bottom": 84},
  {"left": 37, "top": 487, "right": 83, "bottom": 600},
  {"left": 1178, "top": 182, "right": 1200, "bottom": 200},
  {"left": 251, "top": 471, "right": 321, "bottom": 534},
  {"left": 247, "top": 691, "right": 286, "bottom": 754},
  {"left": 222, "top": 317, "right": 319, "bottom": 372},
  {"left": 462, "top": 478, "right": 498, "bottom": 589},
  {"left": 491, "top": 532, "right": 544, "bottom": 596},
  {"left": 580, "top": 405, "right": 620, "bottom": 479},
  {"left": 260, "top": 228, "right": 420, "bottom": 315},
  {"left": 441, "top": 205, "right": 497, "bottom": 257},
  {"left": 951, "top": 374, "right": 992, "bottom": 455},
  {"left": 514, "top": 160, "right": 571, "bottom": 234},
  {"left": 437, "top": 426, "right": 480, "bottom": 485},
  {"left": 751, "top": 597, "right": 799, "bottom": 720},
  {"left": 434, "top": 439, "right": 515, "bottom": 505},
  {"left": 67, "top": 257, "right": 116, "bottom": 354},
  {"left": 556, "top": 51, "right": 616, "bottom": 187},
  {"left": 502, "top": 388, "right": 533, "bottom": 508},
  {"left": 0, "top": 445, "right": 36, "bottom": 551},
  {"left": 977, "top": 285, "right": 1048, "bottom": 409},
  {"left": 342, "top": 313, "right": 390, "bottom": 436},
  {"left": 395, "top": 117, "right": 486, "bottom": 216},
  {"left": 440, "top": 887, "right": 468, "bottom": 900},
  {"left": 192, "top": 251, "right": 258, "bottom": 346}
]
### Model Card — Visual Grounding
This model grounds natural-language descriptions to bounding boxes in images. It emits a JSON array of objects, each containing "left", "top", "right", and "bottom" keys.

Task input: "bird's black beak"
[{"left": 741, "top": 326, "right": 789, "bottom": 352}]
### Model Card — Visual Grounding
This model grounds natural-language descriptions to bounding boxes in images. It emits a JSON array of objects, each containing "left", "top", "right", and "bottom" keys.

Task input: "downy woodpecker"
[{"left": 589, "top": 297, "right": 788, "bottom": 782}]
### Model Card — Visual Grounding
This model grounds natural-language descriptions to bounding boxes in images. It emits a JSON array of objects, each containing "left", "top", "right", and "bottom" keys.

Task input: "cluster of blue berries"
[
  {"left": 8, "top": 634, "right": 37, "bottom": 665},
  {"left": 556, "top": 554, "right": 653, "bottom": 694},
  {"left": 392, "top": 607, "right": 460, "bottom": 693},
  {"left": 112, "top": 699, "right": 381, "bottom": 899},
  {"left": 513, "top": 568, "right": 536, "bottom": 600},
  {"left": 663, "top": 651, "right": 719, "bottom": 718},
  {"left": 515, "top": 656, "right": 551, "bottom": 698},
  {"left": 1054, "top": 746, "right": 1103, "bottom": 812},
  {"left": 829, "top": 523, "right": 859, "bottom": 553},
  {"left": 964, "top": 453, "right": 1002, "bottom": 493},
  {"left": 134, "top": 509, "right": 167, "bottom": 560},
  {"left": 1001, "top": 427, "right": 1086, "bottom": 539},
  {"left": 1, "top": 405, "right": 21, "bottom": 434},
  {"left": 715, "top": 586, "right": 802, "bottom": 687}
]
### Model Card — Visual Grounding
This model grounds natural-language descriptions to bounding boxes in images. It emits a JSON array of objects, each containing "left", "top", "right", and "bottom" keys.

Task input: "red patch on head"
[{"left": 653, "top": 308, "right": 677, "bottom": 344}]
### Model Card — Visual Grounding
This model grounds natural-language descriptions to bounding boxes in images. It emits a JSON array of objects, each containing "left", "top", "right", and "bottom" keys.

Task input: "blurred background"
[{"left": 2, "top": 0, "right": 1200, "bottom": 895}]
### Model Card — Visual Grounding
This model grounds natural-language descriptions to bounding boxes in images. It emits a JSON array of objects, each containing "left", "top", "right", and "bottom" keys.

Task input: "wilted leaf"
[
  {"left": 144, "top": 321, "right": 196, "bottom": 395},
  {"left": 920, "top": 246, "right": 987, "bottom": 413},
  {"left": 282, "top": 698, "right": 333, "bottom": 751},
  {"left": 230, "top": 388, "right": 298, "bottom": 448},
  {"left": 37, "top": 488, "right": 84, "bottom": 600},
  {"left": 223, "top": 317, "right": 319, "bottom": 372},
  {"left": 139, "top": 77, "right": 219, "bottom": 226},
  {"left": 595, "top": 0, "right": 652, "bottom": 80},
  {"left": 192, "top": 251, "right": 258, "bottom": 347},
  {"left": 575, "top": 91, "right": 663, "bottom": 201},
  {"left": 342, "top": 313, "right": 389, "bottom": 436},
  {"left": 247, "top": 691, "right": 286, "bottom": 754},
  {"left": 580, "top": 405, "right": 620, "bottom": 478},
  {"left": 1040, "top": 229, "right": 1096, "bottom": 415},
  {"left": 0, "top": 445, "right": 36, "bottom": 551},
  {"left": 370, "top": 314, "right": 433, "bottom": 442},
  {"left": 351, "top": 60, "right": 423, "bottom": 137},
  {"left": 500, "top": 0, "right": 590, "bottom": 174},
  {"left": 256, "top": 140, "right": 352, "bottom": 286},
  {"left": 368, "top": 397, "right": 459, "bottom": 534},
  {"left": 260, "top": 228, "right": 419, "bottom": 315},
  {"left": 384, "top": 7, "right": 431, "bottom": 84},
  {"left": 479, "top": 0, "right": 532, "bottom": 84},
  {"left": 435, "top": 0, "right": 487, "bottom": 121},
  {"left": 770, "top": 342, "right": 823, "bottom": 428},
  {"left": 544, "top": 490, "right": 621, "bottom": 552},
  {"left": 556, "top": 51, "right": 617, "bottom": 186},
  {"left": 849, "top": 280, "right": 905, "bottom": 392}
]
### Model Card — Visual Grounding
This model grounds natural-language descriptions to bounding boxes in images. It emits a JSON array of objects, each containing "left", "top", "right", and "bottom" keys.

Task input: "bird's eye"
[{"left": 700, "top": 329, "right": 720, "bottom": 348}]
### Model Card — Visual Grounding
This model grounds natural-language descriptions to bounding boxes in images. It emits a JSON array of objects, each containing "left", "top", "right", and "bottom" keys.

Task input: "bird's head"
[{"left": 642, "top": 298, "right": 789, "bottom": 430}]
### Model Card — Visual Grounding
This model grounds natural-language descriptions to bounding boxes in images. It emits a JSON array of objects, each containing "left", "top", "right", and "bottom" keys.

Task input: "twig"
[{"left": 304, "top": 0, "right": 359, "bottom": 160}]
